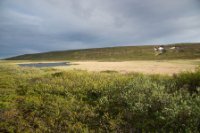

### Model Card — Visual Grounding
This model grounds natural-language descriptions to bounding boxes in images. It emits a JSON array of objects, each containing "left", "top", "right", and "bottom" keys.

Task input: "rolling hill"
[{"left": 6, "top": 43, "right": 200, "bottom": 61}]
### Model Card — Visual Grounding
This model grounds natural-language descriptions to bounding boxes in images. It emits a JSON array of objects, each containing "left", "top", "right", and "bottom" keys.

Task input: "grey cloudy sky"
[{"left": 0, "top": 0, "right": 200, "bottom": 58}]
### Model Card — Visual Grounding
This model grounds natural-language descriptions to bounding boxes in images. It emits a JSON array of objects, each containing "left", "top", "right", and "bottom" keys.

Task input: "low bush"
[
  {"left": 0, "top": 64, "right": 200, "bottom": 132},
  {"left": 173, "top": 69, "right": 200, "bottom": 93}
]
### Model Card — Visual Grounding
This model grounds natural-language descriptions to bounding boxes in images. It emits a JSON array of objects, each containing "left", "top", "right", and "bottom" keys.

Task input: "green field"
[
  {"left": 6, "top": 43, "right": 200, "bottom": 61},
  {"left": 1, "top": 63, "right": 200, "bottom": 132}
]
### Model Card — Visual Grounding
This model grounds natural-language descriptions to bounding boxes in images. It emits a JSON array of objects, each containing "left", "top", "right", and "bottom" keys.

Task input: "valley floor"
[{"left": 55, "top": 59, "right": 200, "bottom": 75}]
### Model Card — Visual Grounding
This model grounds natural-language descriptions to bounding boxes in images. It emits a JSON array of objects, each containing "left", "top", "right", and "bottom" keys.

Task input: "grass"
[
  {"left": 1, "top": 62, "right": 200, "bottom": 132},
  {"left": 55, "top": 60, "right": 200, "bottom": 75},
  {"left": 6, "top": 43, "right": 200, "bottom": 61}
]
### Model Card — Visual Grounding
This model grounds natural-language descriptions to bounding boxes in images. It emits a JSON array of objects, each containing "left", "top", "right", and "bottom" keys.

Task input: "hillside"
[{"left": 6, "top": 43, "right": 200, "bottom": 61}]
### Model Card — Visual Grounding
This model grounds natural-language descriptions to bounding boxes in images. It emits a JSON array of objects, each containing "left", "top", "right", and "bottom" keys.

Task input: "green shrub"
[
  {"left": 173, "top": 69, "right": 200, "bottom": 93},
  {"left": 0, "top": 64, "right": 200, "bottom": 132}
]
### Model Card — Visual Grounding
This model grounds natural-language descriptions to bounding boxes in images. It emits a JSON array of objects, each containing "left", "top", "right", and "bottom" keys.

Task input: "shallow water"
[{"left": 18, "top": 62, "right": 69, "bottom": 68}]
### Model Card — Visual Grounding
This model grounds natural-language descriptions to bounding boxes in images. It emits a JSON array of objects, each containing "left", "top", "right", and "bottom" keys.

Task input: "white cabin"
[
  {"left": 170, "top": 46, "right": 176, "bottom": 50},
  {"left": 158, "top": 46, "right": 164, "bottom": 51}
]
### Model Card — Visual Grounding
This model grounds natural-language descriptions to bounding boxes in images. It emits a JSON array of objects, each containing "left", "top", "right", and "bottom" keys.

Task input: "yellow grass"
[
  {"left": 7, "top": 59, "right": 200, "bottom": 75},
  {"left": 55, "top": 60, "right": 200, "bottom": 75}
]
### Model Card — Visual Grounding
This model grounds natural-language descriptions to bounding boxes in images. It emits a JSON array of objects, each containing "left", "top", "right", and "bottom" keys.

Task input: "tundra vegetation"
[
  {"left": 6, "top": 43, "right": 200, "bottom": 61},
  {"left": 0, "top": 63, "right": 200, "bottom": 132}
]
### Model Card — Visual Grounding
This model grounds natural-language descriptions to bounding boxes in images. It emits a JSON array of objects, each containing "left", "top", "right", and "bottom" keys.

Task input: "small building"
[
  {"left": 170, "top": 46, "right": 176, "bottom": 50},
  {"left": 154, "top": 46, "right": 166, "bottom": 56},
  {"left": 158, "top": 46, "right": 165, "bottom": 51},
  {"left": 169, "top": 46, "right": 183, "bottom": 52},
  {"left": 170, "top": 46, "right": 180, "bottom": 50},
  {"left": 154, "top": 46, "right": 165, "bottom": 52}
]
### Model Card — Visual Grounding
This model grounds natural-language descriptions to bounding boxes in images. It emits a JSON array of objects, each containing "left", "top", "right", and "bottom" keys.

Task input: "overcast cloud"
[{"left": 0, "top": 0, "right": 200, "bottom": 58}]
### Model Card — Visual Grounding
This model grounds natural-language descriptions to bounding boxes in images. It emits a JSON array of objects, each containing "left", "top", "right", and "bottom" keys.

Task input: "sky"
[{"left": 0, "top": 0, "right": 200, "bottom": 58}]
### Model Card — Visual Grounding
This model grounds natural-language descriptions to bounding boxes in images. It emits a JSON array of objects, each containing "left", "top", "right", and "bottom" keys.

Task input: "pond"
[{"left": 18, "top": 62, "right": 69, "bottom": 68}]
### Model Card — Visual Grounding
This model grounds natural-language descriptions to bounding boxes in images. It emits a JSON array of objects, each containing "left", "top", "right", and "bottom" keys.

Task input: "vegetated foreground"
[
  {"left": 1, "top": 63, "right": 200, "bottom": 132},
  {"left": 6, "top": 43, "right": 200, "bottom": 61}
]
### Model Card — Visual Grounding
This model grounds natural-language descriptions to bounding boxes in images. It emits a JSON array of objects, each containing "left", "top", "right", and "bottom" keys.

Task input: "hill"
[{"left": 6, "top": 43, "right": 200, "bottom": 61}]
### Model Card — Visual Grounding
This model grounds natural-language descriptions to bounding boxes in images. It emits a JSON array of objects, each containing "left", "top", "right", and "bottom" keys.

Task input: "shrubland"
[{"left": 0, "top": 64, "right": 200, "bottom": 132}]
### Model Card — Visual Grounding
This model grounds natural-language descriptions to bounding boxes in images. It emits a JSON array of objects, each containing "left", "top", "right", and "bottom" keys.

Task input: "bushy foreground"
[{"left": 0, "top": 64, "right": 200, "bottom": 132}]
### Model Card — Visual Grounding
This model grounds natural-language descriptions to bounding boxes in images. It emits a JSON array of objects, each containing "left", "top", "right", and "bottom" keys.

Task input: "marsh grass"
[{"left": 0, "top": 64, "right": 200, "bottom": 132}]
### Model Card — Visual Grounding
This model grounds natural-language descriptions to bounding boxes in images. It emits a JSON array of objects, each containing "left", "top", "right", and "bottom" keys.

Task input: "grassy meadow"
[
  {"left": 1, "top": 62, "right": 200, "bottom": 132},
  {"left": 55, "top": 60, "right": 200, "bottom": 75}
]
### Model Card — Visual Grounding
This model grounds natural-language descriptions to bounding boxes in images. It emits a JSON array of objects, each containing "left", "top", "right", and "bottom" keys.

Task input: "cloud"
[{"left": 0, "top": 0, "right": 200, "bottom": 58}]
